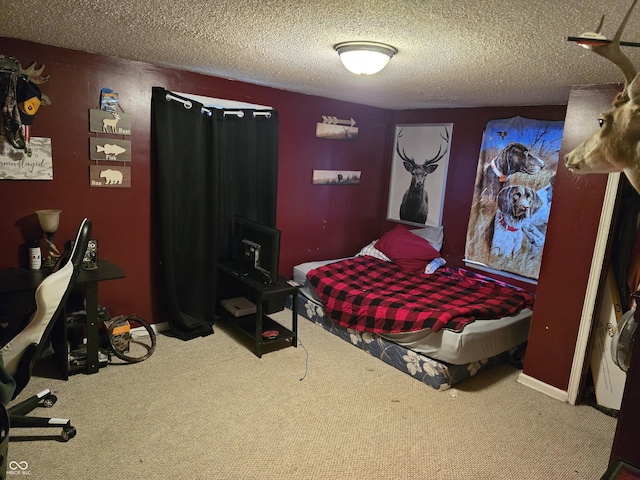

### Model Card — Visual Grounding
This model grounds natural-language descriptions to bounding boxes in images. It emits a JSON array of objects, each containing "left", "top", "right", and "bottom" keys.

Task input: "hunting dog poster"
[
  {"left": 465, "top": 116, "right": 564, "bottom": 281},
  {"left": 387, "top": 124, "right": 452, "bottom": 227}
]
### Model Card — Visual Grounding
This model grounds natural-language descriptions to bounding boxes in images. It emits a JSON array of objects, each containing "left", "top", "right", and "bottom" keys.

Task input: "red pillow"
[{"left": 375, "top": 225, "right": 440, "bottom": 273}]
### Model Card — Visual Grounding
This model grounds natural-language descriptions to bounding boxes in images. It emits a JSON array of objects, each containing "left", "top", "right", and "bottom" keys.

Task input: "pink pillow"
[{"left": 375, "top": 225, "right": 440, "bottom": 273}]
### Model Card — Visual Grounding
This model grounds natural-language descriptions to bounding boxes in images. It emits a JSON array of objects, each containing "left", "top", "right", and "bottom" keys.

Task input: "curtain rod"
[
  {"left": 165, "top": 93, "right": 192, "bottom": 110},
  {"left": 223, "top": 110, "right": 272, "bottom": 118},
  {"left": 165, "top": 93, "right": 211, "bottom": 116},
  {"left": 166, "top": 94, "right": 271, "bottom": 118}
]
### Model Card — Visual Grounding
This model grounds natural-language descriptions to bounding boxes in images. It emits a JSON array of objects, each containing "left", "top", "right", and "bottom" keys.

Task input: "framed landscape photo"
[
  {"left": 386, "top": 124, "right": 452, "bottom": 227},
  {"left": 312, "top": 170, "right": 361, "bottom": 185}
]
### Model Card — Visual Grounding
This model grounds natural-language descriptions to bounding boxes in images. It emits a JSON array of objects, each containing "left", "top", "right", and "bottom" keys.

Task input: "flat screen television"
[{"left": 231, "top": 215, "right": 281, "bottom": 284}]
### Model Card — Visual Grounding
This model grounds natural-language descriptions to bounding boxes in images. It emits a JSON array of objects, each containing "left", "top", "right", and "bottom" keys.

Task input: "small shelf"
[
  {"left": 68, "top": 346, "right": 109, "bottom": 371},
  {"left": 225, "top": 312, "right": 295, "bottom": 346},
  {"left": 51, "top": 260, "right": 124, "bottom": 378},
  {"left": 217, "top": 264, "right": 299, "bottom": 357},
  {"left": 65, "top": 319, "right": 87, "bottom": 330}
]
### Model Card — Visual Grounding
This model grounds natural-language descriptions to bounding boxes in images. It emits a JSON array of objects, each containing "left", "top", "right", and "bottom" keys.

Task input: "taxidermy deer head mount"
[{"left": 564, "top": 0, "right": 640, "bottom": 192}]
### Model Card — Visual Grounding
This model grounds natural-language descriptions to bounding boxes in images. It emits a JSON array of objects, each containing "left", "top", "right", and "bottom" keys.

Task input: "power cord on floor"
[{"left": 298, "top": 338, "right": 308, "bottom": 381}]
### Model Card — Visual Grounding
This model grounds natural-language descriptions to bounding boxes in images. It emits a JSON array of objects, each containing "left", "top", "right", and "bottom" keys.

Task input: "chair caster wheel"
[
  {"left": 61, "top": 426, "right": 76, "bottom": 442},
  {"left": 43, "top": 394, "right": 57, "bottom": 408}
]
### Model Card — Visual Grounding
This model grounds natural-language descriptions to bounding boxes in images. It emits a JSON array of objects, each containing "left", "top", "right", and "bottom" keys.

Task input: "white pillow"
[
  {"left": 356, "top": 240, "right": 391, "bottom": 262},
  {"left": 356, "top": 240, "right": 444, "bottom": 274},
  {"left": 410, "top": 225, "right": 444, "bottom": 251}
]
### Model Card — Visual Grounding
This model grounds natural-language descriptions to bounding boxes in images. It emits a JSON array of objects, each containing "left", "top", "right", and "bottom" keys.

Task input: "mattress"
[
  {"left": 293, "top": 259, "right": 347, "bottom": 303},
  {"left": 293, "top": 259, "right": 532, "bottom": 365}
]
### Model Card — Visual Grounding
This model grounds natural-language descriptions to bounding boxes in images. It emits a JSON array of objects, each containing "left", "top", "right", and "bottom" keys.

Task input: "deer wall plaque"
[{"left": 564, "top": 0, "right": 640, "bottom": 192}]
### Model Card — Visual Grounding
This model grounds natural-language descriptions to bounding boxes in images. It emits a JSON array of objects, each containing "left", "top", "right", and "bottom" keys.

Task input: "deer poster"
[
  {"left": 464, "top": 116, "right": 564, "bottom": 281},
  {"left": 387, "top": 124, "right": 452, "bottom": 227}
]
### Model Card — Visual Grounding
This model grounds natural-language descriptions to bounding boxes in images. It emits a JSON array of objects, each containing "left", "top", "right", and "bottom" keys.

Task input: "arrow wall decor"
[
  {"left": 322, "top": 116, "right": 356, "bottom": 127},
  {"left": 317, "top": 115, "right": 359, "bottom": 141}
]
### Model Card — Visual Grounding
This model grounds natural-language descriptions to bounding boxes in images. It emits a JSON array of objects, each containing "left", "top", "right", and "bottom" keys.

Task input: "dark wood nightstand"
[{"left": 217, "top": 263, "right": 298, "bottom": 357}]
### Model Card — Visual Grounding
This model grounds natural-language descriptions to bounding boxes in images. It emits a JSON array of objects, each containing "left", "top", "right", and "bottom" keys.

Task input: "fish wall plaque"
[{"left": 89, "top": 138, "right": 131, "bottom": 162}]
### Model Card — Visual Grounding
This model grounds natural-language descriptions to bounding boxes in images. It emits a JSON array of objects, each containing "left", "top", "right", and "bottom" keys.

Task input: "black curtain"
[
  {"left": 216, "top": 109, "right": 279, "bottom": 260},
  {"left": 151, "top": 87, "right": 278, "bottom": 340}
]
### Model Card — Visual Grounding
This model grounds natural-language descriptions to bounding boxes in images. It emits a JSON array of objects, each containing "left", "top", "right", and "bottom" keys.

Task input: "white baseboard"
[
  {"left": 517, "top": 372, "right": 569, "bottom": 403},
  {"left": 150, "top": 321, "right": 170, "bottom": 333},
  {"left": 131, "top": 321, "right": 169, "bottom": 334}
]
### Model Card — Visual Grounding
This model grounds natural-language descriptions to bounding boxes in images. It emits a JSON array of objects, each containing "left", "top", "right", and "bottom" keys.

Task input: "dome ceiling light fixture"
[{"left": 334, "top": 41, "right": 398, "bottom": 75}]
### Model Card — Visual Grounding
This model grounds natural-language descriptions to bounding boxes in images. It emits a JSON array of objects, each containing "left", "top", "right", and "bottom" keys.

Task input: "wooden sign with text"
[
  {"left": 89, "top": 138, "right": 131, "bottom": 162},
  {"left": 89, "top": 109, "right": 131, "bottom": 135},
  {"left": 89, "top": 165, "right": 131, "bottom": 188},
  {"left": 0, "top": 137, "right": 53, "bottom": 180}
]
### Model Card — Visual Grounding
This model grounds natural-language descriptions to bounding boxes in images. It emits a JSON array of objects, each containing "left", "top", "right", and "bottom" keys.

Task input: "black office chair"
[{"left": 0, "top": 217, "right": 91, "bottom": 441}]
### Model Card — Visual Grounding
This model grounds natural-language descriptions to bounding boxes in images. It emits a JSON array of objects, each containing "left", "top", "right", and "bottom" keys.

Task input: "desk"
[{"left": 0, "top": 260, "right": 125, "bottom": 378}]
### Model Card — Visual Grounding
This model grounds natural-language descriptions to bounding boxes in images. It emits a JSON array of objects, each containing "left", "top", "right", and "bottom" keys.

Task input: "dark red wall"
[{"left": 523, "top": 85, "right": 619, "bottom": 390}]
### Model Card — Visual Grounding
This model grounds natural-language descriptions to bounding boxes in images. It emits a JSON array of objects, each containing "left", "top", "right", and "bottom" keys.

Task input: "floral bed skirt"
[{"left": 292, "top": 292, "right": 522, "bottom": 391}]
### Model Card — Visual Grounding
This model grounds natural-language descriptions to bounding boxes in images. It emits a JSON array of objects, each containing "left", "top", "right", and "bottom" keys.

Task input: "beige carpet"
[{"left": 6, "top": 310, "right": 616, "bottom": 479}]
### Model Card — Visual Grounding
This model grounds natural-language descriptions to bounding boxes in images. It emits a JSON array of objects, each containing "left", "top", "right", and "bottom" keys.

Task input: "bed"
[{"left": 292, "top": 224, "right": 534, "bottom": 391}]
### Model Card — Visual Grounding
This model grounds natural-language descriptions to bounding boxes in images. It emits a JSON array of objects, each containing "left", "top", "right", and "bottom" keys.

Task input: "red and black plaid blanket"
[{"left": 307, "top": 256, "right": 534, "bottom": 333}]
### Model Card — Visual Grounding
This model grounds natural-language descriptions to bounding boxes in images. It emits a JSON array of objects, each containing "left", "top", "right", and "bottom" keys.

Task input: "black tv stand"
[
  {"left": 220, "top": 260, "right": 274, "bottom": 285},
  {"left": 217, "top": 263, "right": 298, "bottom": 357},
  {"left": 248, "top": 268, "right": 272, "bottom": 285}
]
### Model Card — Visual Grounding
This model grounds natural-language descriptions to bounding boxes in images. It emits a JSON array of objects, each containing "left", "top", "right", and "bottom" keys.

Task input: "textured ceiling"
[{"left": 2, "top": 0, "right": 640, "bottom": 110}]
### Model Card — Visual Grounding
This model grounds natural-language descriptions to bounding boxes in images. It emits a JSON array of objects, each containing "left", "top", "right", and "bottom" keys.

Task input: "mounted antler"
[
  {"left": 19, "top": 62, "right": 49, "bottom": 84},
  {"left": 564, "top": 0, "right": 640, "bottom": 192},
  {"left": 19, "top": 61, "right": 51, "bottom": 106},
  {"left": 588, "top": 0, "right": 638, "bottom": 85}
]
